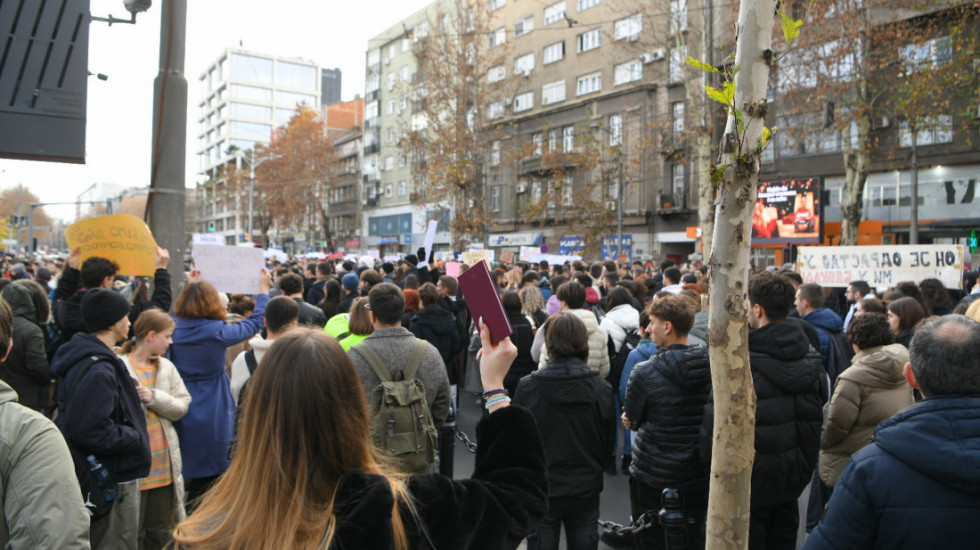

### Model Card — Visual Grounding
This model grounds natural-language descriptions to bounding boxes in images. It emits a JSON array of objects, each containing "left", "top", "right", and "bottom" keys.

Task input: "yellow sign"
[
  {"left": 461, "top": 249, "right": 491, "bottom": 269},
  {"left": 65, "top": 214, "right": 159, "bottom": 276}
]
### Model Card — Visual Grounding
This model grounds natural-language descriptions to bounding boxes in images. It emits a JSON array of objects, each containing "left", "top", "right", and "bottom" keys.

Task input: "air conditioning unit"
[
  {"left": 641, "top": 49, "right": 666, "bottom": 64},
  {"left": 502, "top": 97, "right": 512, "bottom": 106},
  {"left": 516, "top": 183, "right": 527, "bottom": 193},
  {"left": 606, "top": 200, "right": 617, "bottom": 211}
]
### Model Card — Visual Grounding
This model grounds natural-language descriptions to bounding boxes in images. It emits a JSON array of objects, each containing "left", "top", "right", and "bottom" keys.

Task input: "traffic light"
[{"left": 970, "top": 229, "right": 977, "bottom": 254}]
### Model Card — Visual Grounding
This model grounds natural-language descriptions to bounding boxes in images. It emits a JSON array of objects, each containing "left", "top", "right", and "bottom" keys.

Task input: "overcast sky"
[{"left": 0, "top": 0, "right": 432, "bottom": 221}]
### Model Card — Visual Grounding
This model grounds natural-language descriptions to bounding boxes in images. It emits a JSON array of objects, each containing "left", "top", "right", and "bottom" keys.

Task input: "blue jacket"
[
  {"left": 51, "top": 333, "right": 150, "bottom": 482},
  {"left": 619, "top": 341, "right": 657, "bottom": 404},
  {"left": 803, "top": 308, "right": 843, "bottom": 364},
  {"left": 804, "top": 396, "right": 980, "bottom": 550},
  {"left": 171, "top": 293, "right": 267, "bottom": 478}
]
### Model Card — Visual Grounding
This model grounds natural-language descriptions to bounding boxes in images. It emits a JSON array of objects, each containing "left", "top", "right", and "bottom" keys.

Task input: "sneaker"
[
  {"left": 600, "top": 528, "right": 637, "bottom": 549},
  {"left": 621, "top": 454, "right": 632, "bottom": 474}
]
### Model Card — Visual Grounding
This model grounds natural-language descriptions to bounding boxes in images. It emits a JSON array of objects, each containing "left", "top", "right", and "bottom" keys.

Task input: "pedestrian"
[
  {"left": 325, "top": 297, "right": 374, "bottom": 351},
  {"left": 533, "top": 281, "right": 610, "bottom": 378},
  {"left": 0, "top": 280, "right": 52, "bottom": 412},
  {"left": 171, "top": 269, "right": 270, "bottom": 509},
  {"left": 278, "top": 272, "right": 327, "bottom": 327},
  {"left": 409, "top": 283, "right": 462, "bottom": 384},
  {"left": 502, "top": 290, "right": 536, "bottom": 396},
  {"left": 119, "top": 309, "right": 193, "bottom": 550},
  {"left": 886, "top": 297, "right": 927, "bottom": 348},
  {"left": 516, "top": 313, "right": 615, "bottom": 550},
  {"left": 230, "top": 296, "right": 299, "bottom": 404},
  {"left": 173, "top": 324, "right": 547, "bottom": 549}
]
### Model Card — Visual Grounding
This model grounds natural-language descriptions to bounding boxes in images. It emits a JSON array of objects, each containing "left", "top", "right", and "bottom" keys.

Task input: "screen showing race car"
[{"left": 752, "top": 177, "right": 823, "bottom": 246}]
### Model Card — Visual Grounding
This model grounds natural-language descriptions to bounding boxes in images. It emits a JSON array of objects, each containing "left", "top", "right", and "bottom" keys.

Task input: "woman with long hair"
[
  {"left": 316, "top": 279, "right": 342, "bottom": 320},
  {"left": 401, "top": 288, "right": 422, "bottom": 328},
  {"left": 887, "top": 297, "right": 927, "bottom": 348},
  {"left": 119, "top": 309, "right": 191, "bottom": 549},
  {"left": 501, "top": 291, "right": 536, "bottom": 396},
  {"left": 171, "top": 270, "right": 271, "bottom": 509},
  {"left": 518, "top": 285, "right": 548, "bottom": 332},
  {"left": 173, "top": 324, "right": 547, "bottom": 550},
  {"left": 324, "top": 297, "right": 374, "bottom": 351}
]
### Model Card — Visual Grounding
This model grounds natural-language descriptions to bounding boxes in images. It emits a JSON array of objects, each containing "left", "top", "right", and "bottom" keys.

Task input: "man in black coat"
[
  {"left": 409, "top": 283, "right": 462, "bottom": 384},
  {"left": 704, "top": 273, "right": 826, "bottom": 550},
  {"left": 279, "top": 273, "right": 327, "bottom": 328},
  {"left": 618, "top": 295, "right": 711, "bottom": 550}
]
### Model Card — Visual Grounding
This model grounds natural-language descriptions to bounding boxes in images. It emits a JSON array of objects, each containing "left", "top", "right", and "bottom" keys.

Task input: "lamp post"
[{"left": 237, "top": 150, "right": 282, "bottom": 244}]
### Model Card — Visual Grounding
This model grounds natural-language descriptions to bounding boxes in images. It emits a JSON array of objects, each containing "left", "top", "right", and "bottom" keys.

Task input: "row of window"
[{"left": 490, "top": 12, "right": 643, "bottom": 50}]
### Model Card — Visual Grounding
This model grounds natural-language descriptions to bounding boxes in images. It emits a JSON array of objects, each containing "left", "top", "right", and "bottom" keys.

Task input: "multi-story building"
[
  {"left": 320, "top": 68, "right": 342, "bottom": 106},
  {"left": 322, "top": 98, "right": 365, "bottom": 250},
  {"left": 195, "top": 48, "right": 321, "bottom": 244}
]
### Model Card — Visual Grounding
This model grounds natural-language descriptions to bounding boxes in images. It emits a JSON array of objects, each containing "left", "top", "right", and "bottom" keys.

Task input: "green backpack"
[{"left": 352, "top": 340, "right": 437, "bottom": 474}]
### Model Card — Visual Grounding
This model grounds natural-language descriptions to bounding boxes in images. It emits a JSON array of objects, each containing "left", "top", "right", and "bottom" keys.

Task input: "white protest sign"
[
  {"left": 423, "top": 220, "right": 439, "bottom": 258},
  {"left": 519, "top": 246, "right": 580, "bottom": 265},
  {"left": 192, "top": 233, "right": 224, "bottom": 246},
  {"left": 192, "top": 245, "right": 266, "bottom": 294},
  {"left": 796, "top": 244, "right": 965, "bottom": 289},
  {"left": 462, "top": 249, "right": 491, "bottom": 269}
]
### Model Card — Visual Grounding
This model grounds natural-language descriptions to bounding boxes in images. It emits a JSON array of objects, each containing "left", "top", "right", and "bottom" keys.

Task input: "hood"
[
  {"left": 568, "top": 308, "right": 601, "bottom": 335},
  {"left": 605, "top": 304, "right": 640, "bottom": 331},
  {"left": 750, "top": 321, "right": 824, "bottom": 393},
  {"left": 50, "top": 333, "right": 117, "bottom": 378},
  {"left": 248, "top": 335, "right": 276, "bottom": 353},
  {"left": 1, "top": 283, "right": 37, "bottom": 323},
  {"left": 874, "top": 397, "right": 980, "bottom": 495},
  {"left": 0, "top": 380, "right": 18, "bottom": 405},
  {"left": 803, "top": 308, "right": 844, "bottom": 333},
  {"left": 417, "top": 304, "right": 453, "bottom": 318},
  {"left": 839, "top": 343, "right": 909, "bottom": 389},
  {"left": 533, "top": 358, "right": 601, "bottom": 406},
  {"left": 655, "top": 344, "right": 711, "bottom": 391}
]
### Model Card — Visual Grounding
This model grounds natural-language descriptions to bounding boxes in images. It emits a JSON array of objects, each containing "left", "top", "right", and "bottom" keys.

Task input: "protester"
[
  {"left": 918, "top": 278, "right": 953, "bottom": 316},
  {"left": 337, "top": 272, "right": 359, "bottom": 314},
  {"left": 886, "top": 296, "right": 927, "bottom": 348},
  {"left": 819, "top": 313, "right": 912, "bottom": 488},
  {"left": 52, "top": 288, "right": 151, "bottom": 548},
  {"left": 326, "top": 297, "right": 374, "bottom": 351},
  {"left": 796, "top": 282, "right": 850, "bottom": 381},
  {"left": 230, "top": 296, "right": 299, "bottom": 404},
  {"left": 0, "top": 296, "right": 90, "bottom": 549},
  {"left": 408, "top": 283, "right": 462, "bottom": 384},
  {"left": 316, "top": 279, "right": 342, "bottom": 320},
  {"left": 119, "top": 309, "right": 193, "bottom": 550},
  {"left": 804, "top": 315, "right": 980, "bottom": 549},
  {"left": 278, "top": 272, "right": 327, "bottom": 327},
  {"left": 401, "top": 288, "right": 421, "bottom": 328},
  {"left": 502, "top": 291, "right": 536, "bottom": 396},
  {"left": 533, "top": 281, "right": 610, "bottom": 378},
  {"left": 304, "top": 262, "right": 333, "bottom": 307},
  {"left": 171, "top": 269, "right": 270, "bottom": 509},
  {"left": 516, "top": 313, "right": 615, "bottom": 550},
  {"left": 519, "top": 284, "right": 548, "bottom": 332},
  {"left": 0, "top": 280, "right": 52, "bottom": 412}
]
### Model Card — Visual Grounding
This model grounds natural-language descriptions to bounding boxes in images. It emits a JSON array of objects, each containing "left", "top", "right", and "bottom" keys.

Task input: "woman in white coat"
[
  {"left": 119, "top": 308, "right": 192, "bottom": 550},
  {"left": 600, "top": 287, "right": 641, "bottom": 354}
]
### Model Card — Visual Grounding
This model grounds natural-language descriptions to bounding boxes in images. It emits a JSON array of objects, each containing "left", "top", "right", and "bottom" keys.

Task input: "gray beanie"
[{"left": 81, "top": 288, "right": 131, "bottom": 333}]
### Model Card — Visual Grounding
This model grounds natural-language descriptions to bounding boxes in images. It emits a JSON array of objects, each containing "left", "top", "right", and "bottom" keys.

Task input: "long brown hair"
[
  {"left": 175, "top": 281, "right": 227, "bottom": 320},
  {"left": 118, "top": 308, "right": 175, "bottom": 355},
  {"left": 173, "top": 329, "right": 414, "bottom": 549}
]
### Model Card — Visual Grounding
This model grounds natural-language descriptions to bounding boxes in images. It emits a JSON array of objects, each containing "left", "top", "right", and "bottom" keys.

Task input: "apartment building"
[{"left": 195, "top": 48, "right": 321, "bottom": 244}]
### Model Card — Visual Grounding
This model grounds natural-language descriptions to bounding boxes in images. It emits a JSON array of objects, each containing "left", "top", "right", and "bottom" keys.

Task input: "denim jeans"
[{"left": 526, "top": 506, "right": 600, "bottom": 550}]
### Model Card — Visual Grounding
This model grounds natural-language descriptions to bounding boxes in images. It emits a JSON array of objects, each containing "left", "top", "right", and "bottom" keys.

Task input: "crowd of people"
[{"left": 0, "top": 247, "right": 978, "bottom": 549}]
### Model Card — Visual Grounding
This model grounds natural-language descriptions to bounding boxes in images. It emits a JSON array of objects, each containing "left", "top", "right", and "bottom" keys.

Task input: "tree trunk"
[
  {"left": 705, "top": 0, "right": 777, "bottom": 547},
  {"left": 696, "top": 128, "right": 715, "bottom": 260},
  {"left": 840, "top": 105, "right": 872, "bottom": 246}
]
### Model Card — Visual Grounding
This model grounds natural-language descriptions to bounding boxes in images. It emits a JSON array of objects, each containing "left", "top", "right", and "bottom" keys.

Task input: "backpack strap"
[
  {"left": 352, "top": 343, "right": 392, "bottom": 383},
  {"left": 244, "top": 349, "right": 258, "bottom": 375},
  {"left": 402, "top": 340, "right": 428, "bottom": 381}
]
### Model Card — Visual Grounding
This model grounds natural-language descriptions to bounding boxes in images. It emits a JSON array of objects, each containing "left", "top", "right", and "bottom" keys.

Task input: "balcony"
[
  {"left": 657, "top": 189, "right": 689, "bottom": 215},
  {"left": 364, "top": 143, "right": 380, "bottom": 155}
]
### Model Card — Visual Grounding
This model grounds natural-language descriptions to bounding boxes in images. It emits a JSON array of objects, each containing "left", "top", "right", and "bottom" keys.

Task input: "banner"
[
  {"left": 461, "top": 249, "right": 491, "bottom": 269},
  {"left": 192, "top": 244, "right": 266, "bottom": 294},
  {"left": 559, "top": 236, "right": 585, "bottom": 256},
  {"left": 520, "top": 246, "right": 581, "bottom": 265},
  {"left": 499, "top": 250, "right": 515, "bottom": 263},
  {"left": 796, "top": 245, "right": 965, "bottom": 289},
  {"left": 65, "top": 214, "right": 158, "bottom": 276},
  {"left": 192, "top": 233, "right": 224, "bottom": 246},
  {"left": 601, "top": 234, "right": 633, "bottom": 262}
]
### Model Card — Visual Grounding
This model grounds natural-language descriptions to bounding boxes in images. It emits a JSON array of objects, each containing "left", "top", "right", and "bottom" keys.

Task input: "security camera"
[{"left": 123, "top": 0, "right": 152, "bottom": 14}]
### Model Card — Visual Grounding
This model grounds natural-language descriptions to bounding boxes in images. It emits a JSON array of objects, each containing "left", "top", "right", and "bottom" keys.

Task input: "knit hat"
[
  {"left": 342, "top": 272, "right": 360, "bottom": 291},
  {"left": 80, "top": 288, "right": 131, "bottom": 333},
  {"left": 403, "top": 254, "right": 418, "bottom": 268}
]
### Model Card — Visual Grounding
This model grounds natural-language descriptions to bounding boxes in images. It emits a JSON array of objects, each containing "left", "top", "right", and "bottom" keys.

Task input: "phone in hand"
[{"left": 457, "top": 260, "right": 513, "bottom": 345}]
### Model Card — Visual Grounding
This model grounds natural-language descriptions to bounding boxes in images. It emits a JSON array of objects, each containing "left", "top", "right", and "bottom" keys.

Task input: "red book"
[{"left": 457, "top": 260, "right": 513, "bottom": 345}]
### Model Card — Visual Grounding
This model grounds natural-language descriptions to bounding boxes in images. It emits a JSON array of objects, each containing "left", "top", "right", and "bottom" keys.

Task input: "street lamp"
[{"left": 235, "top": 150, "right": 282, "bottom": 244}]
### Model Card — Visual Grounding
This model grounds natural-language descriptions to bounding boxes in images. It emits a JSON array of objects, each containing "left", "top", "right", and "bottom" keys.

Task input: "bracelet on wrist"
[
  {"left": 484, "top": 396, "right": 511, "bottom": 410},
  {"left": 482, "top": 388, "right": 509, "bottom": 399}
]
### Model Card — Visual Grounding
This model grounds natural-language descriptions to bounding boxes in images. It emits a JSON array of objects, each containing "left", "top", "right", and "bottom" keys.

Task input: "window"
[
  {"left": 414, "top": 21, "right": 429, "bottom": 40},
  {"left": 399, "top": 155, "right": 407, "bottom": 167},
  {"left": 543, "top": 42, "right": 565, "bottom": 64},
  {"left": 614, "top": 59, "right": 642, "bottom": 84},
  {"left": 562, "top": 176, "right": 574, "bottom": 206},
  {"left": 670, "top": 0, "right": 687, "bottom": 34},
  {"left": 563, "top": 126, "right": 575, "bottom": 152},
  {"left": 542, "top": 80, "right": 566, "bottom": 105},
  {"left": 544, "top": 1, "right": 566, "bottom": 25},
  {"left": 487, "top": 101, "right": 506, "bottom": 120},
  {"left": 490, "top": 0, "right": 506, "bottom": 11},
  {"left": 366, "top": 101, "right": 380, "bottom": 119},
  {"left": 548, "top": 129, "right": 558, "bottom": 152},
  {"left": 366, "top": 75, "right": 380, "bottom": 93},
  {"left": 400, "top": 66, "right": 410, "bottom": 82},
  {"left": 899, "top": 115, "right": 953, "bottom": 147},
  {"left": 577, "top": 72, "right": 602, "bottom": 96},
  {"left": 367, "top": 49, "right": 381, "bottom": 66},
  {"left": 577, "top": 29, "right": 601, "bottom": 53},
  {"left": 490, "top": 141, "right": 501, "bottom": 166},
  {"left": 398, "top": 181, "right": 407, "bottom": 196},
  {"left": 231, "top": 102, "right": 272, "bottom": 120},
  {"left": 614, "top": 15, "right": 642, "bottom": 41},
  {"left": 231, "top": 53, "right": 273, "bottom": 85},
  {"left": 387, "top": 44, "right": 396, "bottom": 60},
  {"left": 672, "top": 101, "right": 685, "bottom": 133},
  {"left": 387, "top": 73, "right": 396, "bottom": 90},
  {"left": 532, "top": 181, "right": 543, "bottom": 202},
  {"left": 900, "top": 36, "right": 951, "bottom": 73},
  {"left": 515, "top": 15, "right": 534, "bottom": 37},
  {"left": 672, "top": 164, "right": 686, "bottom": 204},
  {"left": 491, "top": 186, "right": 502, "bottom": 212},
  {"left": 385, "top": 156, "right": 394, "bottom": 170},
  {"left": 400, "top": 97, "right": 408, "bottom": 110},
  {"left": 514, "top": 91, "right": 534, "bottom": 113},
  {"left": 386, "top": 100, "right": 395, "bottom": 115},
  {"left": 514, "top": 53, "right": 535, "bottom": 75},
  {"left": 230, "top": 121, "right": 272, "bottom": 139},
  {"left": 609, "top": 114, "right": 622, "bottom": 146},
  {"left": 578, "top": 0, "right": 601, "bottom": 11},
  {"left": 669, "top": 46, "right": 687, "bottom": 83},
  {"left": 385, "top": 185, "right": 393, "bottom": 198},
  {"left": 488, "top": 65, "right": 507, "bottom": 83},
  {"left": 276, "top": 91, "right": 316, "bottom": 107},
  {"left": 276, "top": 61, "right": 316, "bottom": 91},
  {"left": 532, "top": 133, "right": 543, "bottom": 156},
  {"left": 489, "top": 27, "right": 506, "bottom": 49},
  {"left": 386, "top": 128, "right": 396, "bottom": 144},
  {"left": 231, "top": 84, "right": 272, "bottom": 102}
]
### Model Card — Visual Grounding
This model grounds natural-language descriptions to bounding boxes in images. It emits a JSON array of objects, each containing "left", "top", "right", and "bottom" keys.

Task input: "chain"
[
  {"left": 455, "top": 426, "right": 478, "bottom": 453},
  {"left": 599, "top": 510, "right": 658, "bottom": 535}
]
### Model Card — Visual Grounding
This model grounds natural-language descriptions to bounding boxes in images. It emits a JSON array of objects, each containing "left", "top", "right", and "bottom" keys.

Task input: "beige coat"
[
  {"left": 122, "top": 354, "right": 192, "bottom": 520},
  {"left": 819, "top": 343, "right": 913, "bottom": 486},
  {"left": 538, "top": 308, "right": 610, "bottom": 378}
]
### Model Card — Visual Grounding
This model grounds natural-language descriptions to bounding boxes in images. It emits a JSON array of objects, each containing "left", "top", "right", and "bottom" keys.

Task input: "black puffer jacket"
[
  {"left": 0, "top": 283, "right": 51, "bottom": 411},
  {"left": 503, "top": 311, "right": 536, "bottom": 396},
  {"left": 703, "top": 321, "right": 826, "bottom": 507},
  {"left": 625, "top": 344, "right": 711, "bottom": 491},
  {"left": 513, "top": 357, "right": 615, "bottom": 508},
  {"left": 410, "top": 305, "right": 463, "bottom": 379}
]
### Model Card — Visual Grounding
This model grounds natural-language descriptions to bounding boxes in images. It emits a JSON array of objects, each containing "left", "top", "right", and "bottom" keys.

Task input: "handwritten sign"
[
  {"left": 65, "top": 214, "right": 158, "bottom": 276},
  {"left": 446, "top": 262, "right": 462, "bottom": 277},
  {"left": 192, "top": 233, "right": 224, "bottom": 246},
  {"left": 192, "top": 244, "right": 266, "bottom": 294},
  {"left": 797, "top": 245, "right": 965, "bottom": 289},
  {"left": 499, "top": 250, "right": 515, "bottom": 264},
  {"left": 462, "top": 250, "right": 491, "bottom": 269}
]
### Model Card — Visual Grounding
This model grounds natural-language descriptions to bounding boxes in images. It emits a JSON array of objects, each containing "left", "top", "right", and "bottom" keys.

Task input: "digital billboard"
[{"left": 752, "top": 177, "right": 823, "bottom": 246}]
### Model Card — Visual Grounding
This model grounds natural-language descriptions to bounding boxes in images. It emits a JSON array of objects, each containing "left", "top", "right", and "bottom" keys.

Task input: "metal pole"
[
  {"left": 249, "top": 150, "right": 256, "bottom": 243},
  {"left": 909, "top": 132, "right": 919, "bottom": 244},
  {"left": 27, "top": 205, "right": 34, "bottom": 253},
  {"left": 617, "top": 154, "right": 624, "bottom": 261},
  {"left": 147, "top": 0, "right": 188, "bottom": 299}
]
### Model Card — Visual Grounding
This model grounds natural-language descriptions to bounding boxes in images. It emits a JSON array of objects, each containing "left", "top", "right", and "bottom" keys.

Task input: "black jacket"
[
  {"left": 409, "top": 305, "right": 463, "bottom": 378},
  {"left": 625, "top": 344, "right": 711, "bottom": 491},
  {"left": 503, "top": 312, "right": 536, "bottom": 396},
  {"left": 292, "top": 297, "right": 327, "bottom": 328},
  {"left": 703, "top": 321, "right": 826, "bottom": 507},
  {"left": 0, "top": 283, "right": 51, "bottom": 411},
  {"left": 336, "top": 289, "right": 358, "bottom": 315},
  {"left": 514, "top": 358, "right": 614, "bottom": 509},
  {"left": 52, "top": 267, "right": 171, "bottom": 353},
  {"left": 305, "top": 278, "right": 327, "bottom": 307},
  {"left": 333, "top": 406, "right": 547, "bottom": 549},
  {"left": 51, "top": 333, "right": 150, "bottom": 482}
]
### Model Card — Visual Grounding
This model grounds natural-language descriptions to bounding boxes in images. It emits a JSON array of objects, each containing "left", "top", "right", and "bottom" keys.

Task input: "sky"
[{"left": 0, "top": 0, "right": 433, "bottom": 221}]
